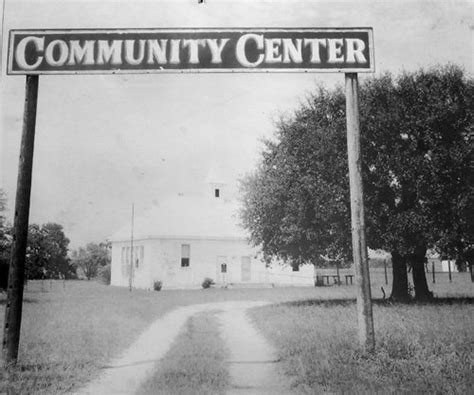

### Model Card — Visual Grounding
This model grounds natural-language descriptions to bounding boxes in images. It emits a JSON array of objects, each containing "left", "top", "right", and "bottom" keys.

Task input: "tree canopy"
[
  {"left": 240, "top": 86, "right": 352, "bottom": 267},
  {"left": 71, "top": 242, "right": 110, "bottom": 280},
  {"left": 240, "top": 65, "right": 473, "bottom": 301},
  {"left": 25, "top": 223, "right": 75, "bottom": 279}
]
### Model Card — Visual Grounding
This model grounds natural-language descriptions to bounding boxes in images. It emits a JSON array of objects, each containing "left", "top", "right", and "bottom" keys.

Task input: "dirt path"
[
  {"left": 74, "top": 301, "right": 287, "bottom": 395},
  {"left": 219, "top": 304, "right": 291, "bottom": 394}
]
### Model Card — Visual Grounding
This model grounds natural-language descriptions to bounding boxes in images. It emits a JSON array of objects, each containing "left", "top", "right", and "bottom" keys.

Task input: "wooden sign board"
[{"left": 8, "top": 28, "right": 374, "bottom": 74}]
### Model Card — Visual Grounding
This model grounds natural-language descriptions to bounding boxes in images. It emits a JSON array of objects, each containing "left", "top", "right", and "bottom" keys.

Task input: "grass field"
[
  {"left": 137, "top": 312, "right": 229, "bottom": 395},
  {"left": 249, "top": 300, "right": 473, "bottom": 394},
  {"left": 0, "top": 272, "right": 472, "bottom": 394}
]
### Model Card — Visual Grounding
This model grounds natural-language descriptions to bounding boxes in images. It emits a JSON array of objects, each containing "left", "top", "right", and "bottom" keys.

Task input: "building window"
[
  {"left": 181, "top": 244, "right": 190, "bottom": 267},
  {"left": 215, "top": 188, "right": 220, "bottom": 198}
]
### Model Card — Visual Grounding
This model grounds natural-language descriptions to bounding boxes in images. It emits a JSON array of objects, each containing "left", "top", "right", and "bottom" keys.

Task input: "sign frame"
[
  {"left": 7, "top": 27, "right": 375, "bottom": 75},
  {"left": 3, "top": 25, "right": 376, "bottom": 366}
]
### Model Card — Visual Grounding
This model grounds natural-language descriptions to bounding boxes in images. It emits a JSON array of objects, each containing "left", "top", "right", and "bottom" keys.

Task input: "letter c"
[
  {"left": 235, "top": 34, "right": 264, "bottom": 68},
  {"left": 15, "top": 36, "right": 44, "bottom": 70}
]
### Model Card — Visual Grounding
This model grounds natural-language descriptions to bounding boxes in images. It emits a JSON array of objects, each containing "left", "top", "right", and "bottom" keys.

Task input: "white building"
[{"left": 109, "top": 180, "right": 315, "bottom": 289}]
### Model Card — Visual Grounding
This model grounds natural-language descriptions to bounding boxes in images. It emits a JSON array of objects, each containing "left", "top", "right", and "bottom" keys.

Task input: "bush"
[
  {"left": 153, "top": 280, "right": 162, "bottom": 291},
  {"left": 97, "top": 264, "right": 111, "bottom": 285},
  {"left": 202, "top": 277, "right": 214, "bottom": 289}
]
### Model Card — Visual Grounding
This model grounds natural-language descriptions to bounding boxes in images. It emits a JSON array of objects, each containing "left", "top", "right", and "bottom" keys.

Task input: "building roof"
[{"left": 109, "top": 195, "right": 248, "bottom": 242}]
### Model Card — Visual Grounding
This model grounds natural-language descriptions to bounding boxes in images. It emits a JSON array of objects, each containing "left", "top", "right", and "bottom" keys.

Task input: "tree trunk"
[
  {"left": 410, "top": 246, "right": 433, "bottom": 301},
  {"left": 390, "top": 251, "right": 409, "bottom": 302}
]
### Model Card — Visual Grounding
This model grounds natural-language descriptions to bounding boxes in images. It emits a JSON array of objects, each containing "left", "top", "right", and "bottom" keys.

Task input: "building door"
[
  {"left": 241, "top": 256, "right": 251, "bottom": 282},
  {"left": 216, "top": 256, "right": 227, "bottom": 284}
]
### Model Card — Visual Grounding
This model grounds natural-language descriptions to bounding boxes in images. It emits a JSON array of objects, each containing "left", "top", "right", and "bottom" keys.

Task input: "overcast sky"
[{"left": 0, "top": 0, "right": 472, "bottom": 248}]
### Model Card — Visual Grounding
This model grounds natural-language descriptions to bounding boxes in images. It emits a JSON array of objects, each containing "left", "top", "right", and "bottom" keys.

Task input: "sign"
[{"left": 8, "top": 28, "right": 374, "bottom": 75}]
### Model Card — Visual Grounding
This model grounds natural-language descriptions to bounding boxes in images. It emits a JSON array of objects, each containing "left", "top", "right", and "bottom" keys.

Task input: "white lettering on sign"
[
  {"left": 45, "top": 40, "right": 68, "bottom": 66},
  {"left": 235, "top": 33, "right": 264, "bottom": 67},
  {"left": 15, "top": 36, "right": 44, "bottom": 70},
  {"left": 68, "top": 40, "right": 95, "bottom": 66},
  {"left": 304, "top": 38, "right": 327, "bottom": 63},
  {"left": 97, "top": 40, "right": 123, "bottom": 65},
  {"left": 147, "top": 39, "right": 168, "bottom": 64},
  {"left": 206, "top": 38, "right": 229, "bottom": 64},
  {"left": 125, "top": 40, "right": 146, "bottom": 65},
  {"left": 282, "top": 38, "right": 303, "bottom": 64},
  {"left": 8, "top": 29, "right": 373, "bottom": 74}
]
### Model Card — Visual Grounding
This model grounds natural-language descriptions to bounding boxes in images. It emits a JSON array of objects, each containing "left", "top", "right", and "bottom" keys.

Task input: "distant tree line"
[
  {"left": 0, "top": 191, "right": 110, "bottom": 287},
  {"left": 240, "top": 65, "right": 473, "bottom": 302}
]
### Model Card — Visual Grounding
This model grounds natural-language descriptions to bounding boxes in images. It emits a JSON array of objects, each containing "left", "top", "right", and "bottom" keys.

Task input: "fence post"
[
  {"left": 432, "top": 261, "right": 435, "bottom": 284},
  {"left": 384, "top": 259, "right": 388, "bottom": 285},
  {"left": 448, "top": 260, "right": 452, "bottom": 282}
]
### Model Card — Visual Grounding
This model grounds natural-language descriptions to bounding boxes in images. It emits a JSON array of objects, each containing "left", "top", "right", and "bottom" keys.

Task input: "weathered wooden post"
[
  {"left": 448, "top": 260, "right": 452, "bottom": 283},
  {"left": 345, "top": 72, "right": 375, "bottom": 352},
  {"left": 432, "top": 261, "right": 436, "bottom": 283},
  {"left": 2, "top": 75, "right": 39, "bottom": 366}
]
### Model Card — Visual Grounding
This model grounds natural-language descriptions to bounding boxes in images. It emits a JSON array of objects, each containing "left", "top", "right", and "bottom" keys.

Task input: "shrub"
[
  {"left": 153, "top": 280, "right": 163, "bottom": 291},
  {"left": 97, "top": 264, "right": 111, "bottom": 285},
  {"left": 201, "top": 277, "right": 214, "bottom": 289}
]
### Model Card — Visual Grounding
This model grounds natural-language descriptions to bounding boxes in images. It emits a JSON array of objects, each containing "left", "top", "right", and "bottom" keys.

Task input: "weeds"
[
  {"left": 250, "top": 301, "right": 474, "bottom": 393},
  {"left": 137, "top": 312, "right": 229, "bottom": 395}
]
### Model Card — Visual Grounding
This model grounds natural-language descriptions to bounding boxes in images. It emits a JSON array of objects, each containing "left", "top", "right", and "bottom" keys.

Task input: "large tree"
[
  {"left": 240, "top": 66, "right": 473, "bottom": 301},
  {"left": 361, "top": 67, "right": 473, "bottom": 300},
  {"left": 25, "top": 223, "right": 75, "bottom": 279},
  {"left": 240, "top": 86, "right": 352, "bottom": 269}
]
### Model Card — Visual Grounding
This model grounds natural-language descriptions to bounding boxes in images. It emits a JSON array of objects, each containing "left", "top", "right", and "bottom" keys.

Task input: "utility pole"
[
  {"left": 129, "top": 203, "right": 134, "bottom": 291},
  {"left": 345, "top": 73, "right": 375, "bottom": 352},
  {"left": 2, "top": 75, "right": 39, "bottom": 365}
]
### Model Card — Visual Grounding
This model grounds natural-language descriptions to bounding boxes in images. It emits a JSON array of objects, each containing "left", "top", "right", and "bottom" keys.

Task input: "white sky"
[{"left": 0, "top": 0, "right": 472, "bottom": 248}]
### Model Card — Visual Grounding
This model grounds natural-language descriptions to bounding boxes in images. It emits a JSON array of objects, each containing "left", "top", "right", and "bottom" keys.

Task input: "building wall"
[
  {"left": 111, "top": 238, "right": 155, "bottom": 288},
  {"left": 266, "top": 263, "right": 315, "bottom": 286},
  {"left": 111, "top": 236, "right": 271, "bottom": 289},
  {"left": 111, "top": 237, "right": 321, "bottom": 289}
]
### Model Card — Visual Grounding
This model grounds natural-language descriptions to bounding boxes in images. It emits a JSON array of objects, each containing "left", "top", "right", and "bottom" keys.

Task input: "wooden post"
[
  {"left": 2, "top": 75, "right": 39, "bottom": 366},
  {"left": 448, "top": 260, "right": 452, "bottom": 283},
  {"left": 432, "top": 261, "right": 435, "bottom": 283},
  {"left": 384, "top": 259, "right": 388, "bottom": 285},
  {"left": 345, "top": 73, "right": 375, "bottom": 352},
  {"left": 336, "top": 261, "right": 340, "bottom": 286}
]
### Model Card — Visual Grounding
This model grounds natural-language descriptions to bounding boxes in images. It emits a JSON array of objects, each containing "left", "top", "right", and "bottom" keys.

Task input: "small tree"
[{"left": 72, "top": 242, "right": 110, "bottom": 280}]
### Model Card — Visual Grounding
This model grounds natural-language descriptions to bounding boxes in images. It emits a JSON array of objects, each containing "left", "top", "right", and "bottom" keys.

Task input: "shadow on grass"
[{"left": 275, "top": 297, "right": 474, "bottom": 308}]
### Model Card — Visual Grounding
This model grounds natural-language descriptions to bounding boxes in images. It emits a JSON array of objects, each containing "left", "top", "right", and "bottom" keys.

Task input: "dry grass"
[
  {"left": 249, "top": 299, "right": 474, "bottom": 394},
  {"left": 0, "top": 280, "right": 338, "bottom": 394},
  {"left": 0, "top": 272, "right": 472, "bottom": 394},
  {"left": 137, "top": 312, "right": 229, "bottom": 395}
]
